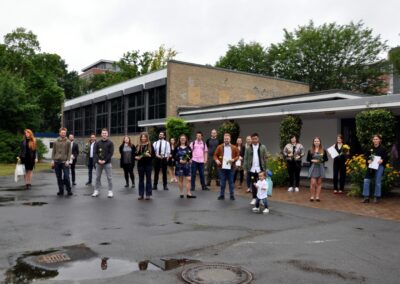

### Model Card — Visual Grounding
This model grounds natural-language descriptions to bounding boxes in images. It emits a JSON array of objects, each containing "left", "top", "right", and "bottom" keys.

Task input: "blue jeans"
[
  {"left": 138, "top": 165, "right": 152, "bottom": 197},
  {"left": 219, "top": 169, "right": 234, "bottom": 197},
  {"left": 255, "top": 198, "right": 268, "bottom": 208},
  {"left": 363, "top": 165, "right": 384, "bottom": 197},
  {"left": 191, "top": 161, "right": 206, "bottom": 190},
  {"left": 54, "top": 161, "right": 71, "bottom": 193}
]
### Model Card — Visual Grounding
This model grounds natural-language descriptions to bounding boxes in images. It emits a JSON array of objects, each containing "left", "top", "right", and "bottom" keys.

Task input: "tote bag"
[{"left": 14, "top": 161, "right": 26, "bottom": 182}]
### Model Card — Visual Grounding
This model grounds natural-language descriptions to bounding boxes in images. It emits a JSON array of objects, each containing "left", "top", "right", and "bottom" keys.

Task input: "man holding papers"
[{"left": 362, "top": 134, "right": 388, "bottom": 204}]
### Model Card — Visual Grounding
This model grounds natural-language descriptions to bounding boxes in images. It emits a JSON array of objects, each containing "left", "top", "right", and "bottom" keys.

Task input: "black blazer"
[
  {"left": 71, "top": 142, "right": 79, "bottom": 158},
  {"left": 135, "top": 144, "right": 155, "bottom": 167},
  {"left": 119, "top": 144, "right": 136, "bottom": 168}
]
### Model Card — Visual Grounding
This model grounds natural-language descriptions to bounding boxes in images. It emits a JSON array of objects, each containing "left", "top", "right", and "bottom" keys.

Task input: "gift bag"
[
  {"left": 14, "top": 161, "right": 26, "bottom": 183},
  {"left": 267, "top": 176, "right": 273, "bottom": 197}
]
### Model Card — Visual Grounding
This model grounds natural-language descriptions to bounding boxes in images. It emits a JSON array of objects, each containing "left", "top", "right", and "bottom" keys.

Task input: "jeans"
[
  {"left": 363, "top": 165, "right": 384, "bottom": 198},
  {"left": 70, "top": 158, "right": 77, "bottom": 183},
  {"left": 191, "top": 161, "right": 206, "bottom": 190},
  {"left": 54, "top": 161, "right": 71, "bottom": 193},
  {"left": 96, "top": 163, "right": 113, "bottom": 191},
  {"left": 246, "top": 171, "right": 251, "bottom": 188},
  {"left": 249, "top": 172, "right": 259, "bottom": 199},
  {"left": 153, "top": 158, "right": 167, "bottom": 187},
  {"left": 287, "top": 161, "right": 301, "bottom": 188},
  {"left": 138, "top": 165, "right": 152, "bottom": 197},
  {"left": 87, "top": 158, "right": 94, "bottom": 183},
  {"left": 122, "top": 164, "right": 135, "bottom": 185},
  {"left": 233, "top": 168, "right": 244, "bottom": 185},
  {"left": 206, "top": 158, "right": 219, "bottom": 184},
  {"left": 255, "top": 198, "right": 269, "bottom": 208},
  {"left": 219, "top": 169, "right": 235, "bottom": 197}
]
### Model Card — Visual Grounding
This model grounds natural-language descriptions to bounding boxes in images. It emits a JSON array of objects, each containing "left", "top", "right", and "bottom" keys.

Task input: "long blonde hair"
[
  {"left": 24, "top": 129, "right": 37, "bottom": 151},
  {"left": 137, "top": 132, "right": 152, "bottom": 154},
  {"left": 311, "top": 137, "right": 324, "bottom": 154}
]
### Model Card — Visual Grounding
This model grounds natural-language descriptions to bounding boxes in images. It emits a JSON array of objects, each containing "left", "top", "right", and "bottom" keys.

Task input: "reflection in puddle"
[{"left": 22, "top": 202, "right": 48, "bottom": 206}]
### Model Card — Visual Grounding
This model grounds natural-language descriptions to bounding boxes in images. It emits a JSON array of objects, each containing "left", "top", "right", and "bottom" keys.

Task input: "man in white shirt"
[
  {"left": 85, "top": 134, "right": 96, "bottom": 185},
  {"left": 153, "top": 131, "right": 171, "bottom": 190}
]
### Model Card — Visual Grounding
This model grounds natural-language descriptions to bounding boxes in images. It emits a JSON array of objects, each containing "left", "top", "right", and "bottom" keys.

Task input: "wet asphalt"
[{"left": 1, "top": 166, "right": 400, "bottom": 283}]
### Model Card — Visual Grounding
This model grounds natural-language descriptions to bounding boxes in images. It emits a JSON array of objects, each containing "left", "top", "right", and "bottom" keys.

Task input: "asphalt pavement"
[{"left": 0, "top": 167, "right": 400, "bottom": 283}]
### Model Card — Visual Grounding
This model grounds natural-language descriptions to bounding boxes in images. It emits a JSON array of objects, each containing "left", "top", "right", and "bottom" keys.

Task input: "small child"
[{"left": 252, "top": 171, "right": 269, "bottom": 214}]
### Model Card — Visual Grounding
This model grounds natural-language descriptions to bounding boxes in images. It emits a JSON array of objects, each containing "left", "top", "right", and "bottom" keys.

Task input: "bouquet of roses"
[
  {"left": 98, "top": 148, "right": 105, "bottom": 160},
  {"left": 141, "top": 150, "right": 150, "bottom": 158},
  {"left": 314, "top": 152, "right": 324, "bottom": 163},
  {"left": 368, "top": 148, "right": 375, "bottom": 162}
]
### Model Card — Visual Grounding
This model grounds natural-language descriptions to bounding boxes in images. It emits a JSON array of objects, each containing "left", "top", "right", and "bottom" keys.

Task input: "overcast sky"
[{"left": 1, "top": 0, "right": 399, "bottom": 72}]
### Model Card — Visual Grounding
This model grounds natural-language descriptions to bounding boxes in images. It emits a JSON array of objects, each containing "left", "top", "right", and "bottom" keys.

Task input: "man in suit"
[
  {"left": 69, "top": 134, "right": 80, "bottom": 186},
  {"left": 152, "top": 131, "right": 171, "bottom": 190}
]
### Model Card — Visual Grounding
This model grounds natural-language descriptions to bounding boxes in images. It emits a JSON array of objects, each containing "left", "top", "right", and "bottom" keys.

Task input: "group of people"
[{"left": 18, "top": 127, "right": 389, "bottom": 210}]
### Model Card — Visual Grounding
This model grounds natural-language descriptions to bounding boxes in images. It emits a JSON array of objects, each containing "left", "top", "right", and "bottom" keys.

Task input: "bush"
[
  {"left": 267, "top": 155, "right": 289, "bottom": 187},
  {"left": 345, "top": 154, "right": 399, "bottom": 196},
  {"left": 148, "top": 126, "right": 166, "bottom": 142},
  {"left": 355, "top": 109, "right": 396, "bottom": 152},
  {"left": 217, "top": 120, "right": 240, "bottom": 143},
  {"left": 279, "top": 115, "right": 302, "bottom": 151},
  {"left": 0, "top": 130, "right": 21, "bottom": 163},
  {"left": 36, "top": 139, "right": 48, "bottom": 161},
  {"left": 166, "top": 117, "right": 192, "bottom": 141}
]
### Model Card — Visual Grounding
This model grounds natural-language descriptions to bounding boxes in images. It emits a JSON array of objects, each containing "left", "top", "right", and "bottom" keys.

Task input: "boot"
[{"left": 361, "top": 197, "right": 369, "bottom": 203}]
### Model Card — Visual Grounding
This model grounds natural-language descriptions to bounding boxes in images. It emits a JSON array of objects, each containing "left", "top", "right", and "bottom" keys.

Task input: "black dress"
[{"left": 19, "top": 139, "right": 37, "bottom": 171}]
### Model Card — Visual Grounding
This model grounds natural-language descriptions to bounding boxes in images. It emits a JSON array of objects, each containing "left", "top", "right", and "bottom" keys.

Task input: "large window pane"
[
  {"left": 73, "top": 108, "right": 83, "bottom": 136},
  {"left": 127, "top": 92, "right": 145, "bottom": 133},
  {"left": 64, "top": 111, "right": 73, "bottom": 133},
  {"left": 84, "top": 106, "right": 94, "bottom": 136},
  {"left": 96, "top": 102, "right": 108, "bottom": 134},
  {"left": 148, "top": 86, "right": 166, "bottom": 120},
  {"left": 110, "top": 97, "right": 124, "bottom": 134}
]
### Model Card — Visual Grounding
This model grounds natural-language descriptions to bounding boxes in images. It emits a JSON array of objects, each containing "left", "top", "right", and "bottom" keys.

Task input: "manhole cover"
[{"left": 181, "top": 263, "right": 253, "bottom": 284}]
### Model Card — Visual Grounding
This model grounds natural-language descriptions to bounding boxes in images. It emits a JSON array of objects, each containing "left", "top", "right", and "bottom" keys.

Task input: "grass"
[{"left": 0, "top": 162, "right": 52, "bottom": 176}]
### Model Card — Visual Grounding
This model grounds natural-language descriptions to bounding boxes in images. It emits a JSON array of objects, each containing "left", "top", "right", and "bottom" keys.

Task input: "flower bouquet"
[{"left": 341, "top": 144, "right": 350, "bottom": 155}]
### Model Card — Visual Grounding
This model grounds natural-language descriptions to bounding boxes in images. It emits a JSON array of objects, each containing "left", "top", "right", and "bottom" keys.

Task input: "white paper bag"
[{"left": 14, "top": 162, "right": 26, "bottom": 182}]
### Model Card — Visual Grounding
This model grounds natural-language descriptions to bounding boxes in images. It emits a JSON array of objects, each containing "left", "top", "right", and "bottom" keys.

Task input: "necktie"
[{"left": 159, "top": 141, "right": 162, "bottom": 155}]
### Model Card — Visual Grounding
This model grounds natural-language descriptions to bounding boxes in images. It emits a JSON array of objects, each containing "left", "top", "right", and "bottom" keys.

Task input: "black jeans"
[
  {"left": 233, "top": 168, "right": 244, "bottom": 185},
  {"left": 122, "top": 164, "right": 135, "bottom": 185},
  {"left": 138, "top": 165, "right": 152, "bottom": 197},
  {"left": 287, "top": 161, "right": 301, "bottom": 187},
  {"left": 153, "top": 158, "right": 167, "bottom": 187},
  {"left": 250, "top": 172, "right": 259, "bottom": 199},
  {"left": 88, "top": 158, "right": 94, "bottom": 183},
  {"left": 54, "top": 161, "right": 71, "bottom": 193},
  {"left": 70, "top": 158, "right": 77, "bottom": 183},
  {"left": 333, "top": 159, "right": 346, "bottom": 190}
]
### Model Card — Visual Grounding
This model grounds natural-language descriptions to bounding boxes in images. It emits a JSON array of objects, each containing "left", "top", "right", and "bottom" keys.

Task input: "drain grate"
[{"left": 181, "top": 263, "right": 253, "bottom": 284}]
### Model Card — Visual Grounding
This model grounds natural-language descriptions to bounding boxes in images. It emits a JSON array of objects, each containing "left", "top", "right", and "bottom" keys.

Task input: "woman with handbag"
[{"left": 19, "top": 129, "right": 38, "bottom": 189}]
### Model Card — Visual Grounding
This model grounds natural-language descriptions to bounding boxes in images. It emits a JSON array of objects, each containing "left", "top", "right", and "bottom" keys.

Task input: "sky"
[{"left": 1, "top": 0, "right": 399, "bottom": 73}]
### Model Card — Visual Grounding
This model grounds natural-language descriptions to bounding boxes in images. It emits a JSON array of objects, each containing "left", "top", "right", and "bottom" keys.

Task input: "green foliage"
[
  {"left": 267, "top": 155, "right": 289, "bottom": 187},
  {"left": 36, "top": 139, "right": 48, "bottom": 161},
  {"left": 346, "top": 154, "right": 399, "bottom": 196},
  {"left": 148, "top": 126, "right": 166, "bottom": 142},
  {"left": 0, "top": 130, "right": 21, "bottom": 163},
  {"left": 217, "top": 120, "right": 240, "bottom": 144},
  {"left": 3, "top": 27, "right": 40, "bottom": 56},
  {"left": 86, "top": 45, "right": 178, "bottom": 92},
  {"left": 355, "top": 109, "right": 396, "bottom": 152},
  {"left": 267, "top": 21, "right": 388, "bottom": 94},
  {"left": 389, "top": 46, "right": 400, "bottom": 75},
  {"left": 279, "top": 115, "right": 302, "bottom": 151},
  {"left": 166, "top": 117, "right": 192, "bottom": 141},
  {"left": 215, "top": 39, "right": 272, "bottom": 75}
]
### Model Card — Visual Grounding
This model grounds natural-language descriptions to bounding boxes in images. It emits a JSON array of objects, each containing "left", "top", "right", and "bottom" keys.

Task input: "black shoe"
[
  {"left": 230, "top": 196, "right": 235, "bottom": 201},
  {"left": 373, "top": 197, "right": 380, "bottom": 203},
  {"left": 152, "top": 187, "right": 158, "bottom": 190},
  {"left": 187, "top": 195, "right": 196, "bottom": 199},
  {"left": 361, "top": 198, "right": 370, "bottom": 203},
  {"left": 26, "top": 184, "right": 30, "bottom": 190},
  {"left": 57, "top": 192, "right": 64, "bottom": 196},
  {"left": 202, "top": 186, "right": 210, "bottom": 191},
  {"left": 180, "top": 195, "right": 184, "bottom": 199},
  {"left": 67, "top": 191, "right": 73, "bottom": 196},
  {"left": 124, "top": 184, "right": 129, "bottom": 188},
  {"left": 131, "top": 184, "right": 135, "bottom": 189},
  {"left": 85, "top": 182, "right": 91, "bottom": 186},
  {"left": 164, "top": 186, "right": 169, "bottom": 190},
  {"left": 217, "top": 196, "right": 225, "bottom": 200},
  {"left": 72, "top": 182, "right": 77, "bottom": 186}
]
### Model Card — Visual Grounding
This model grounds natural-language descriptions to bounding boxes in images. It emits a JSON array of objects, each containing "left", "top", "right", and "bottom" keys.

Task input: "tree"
[
  {"left": 3, "top": 27, "right": 40, "bottom": 56},
  {"left": 267, "top": 21, "right": 388, "bottom": 94},
  {"left": 355, "top": 109, "right": 396, "bottom": 152},
  {"left": 217, "top": 120, "right": 240, "bottom": 144},
  {"left": 215, "top": 39, "right": 272, "bottom": 75},
  {"left": 279, "top": 115, "right": 303, "bottom": 151},
  {"left": 389, "top": 47, "right": 400, "bottom": 75},
  {"left": 166, "top": 117, "right": 192, "bottom": 141}
]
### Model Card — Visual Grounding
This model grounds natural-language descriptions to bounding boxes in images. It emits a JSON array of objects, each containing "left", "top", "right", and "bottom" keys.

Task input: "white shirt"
[
  {"left": 90, "top": 142, "right": 95, "bottom": 158},
  {"left": 250, "top": 144, "right": 261, "bottom": 173},
  {"left": 256, "top": 179, "right": 268, "bottom": 199},
  {"left": 153, "top": 140, "right": 171, "bottom": 157},
  {"left": 223, "top": 144, "right": 232, "bottom": 160}
]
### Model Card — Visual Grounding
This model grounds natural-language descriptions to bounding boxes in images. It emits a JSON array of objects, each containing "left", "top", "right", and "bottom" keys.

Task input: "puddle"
[
  {"left": 0, "top": 187, "right": 26, "bottom": 192},
  {"left": 4, "top": 244, "right": 201, "bottom": 282},
  {"left": 22, "top": 202, "right": 48, "bottom": 206},
  {"left": 99, "top": 242, "right": 111, "bottom": 246},
  {"left": 0, "top": 196, "right": 16, "bottom": 203}
]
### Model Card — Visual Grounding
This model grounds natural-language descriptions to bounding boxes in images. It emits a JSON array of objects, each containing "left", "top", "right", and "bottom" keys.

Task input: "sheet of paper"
[
  {"left": 235, "top": 159, "right": 241, "bottom": 167},
  {"left": 368, "top": 155, "right": 381, "bottom": 170},
  {"left": 222, "top": 157, "right": 231, "bottom": 170},
  {"left": 327, "top": 146, "right": 339, "bottom": 159}
]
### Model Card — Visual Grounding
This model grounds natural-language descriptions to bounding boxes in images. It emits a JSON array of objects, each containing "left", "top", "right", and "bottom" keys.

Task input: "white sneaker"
[
  {"left": 295, "top": 187, "right": 299, "bottom": 192},
  {"left": 263, "top": 208, "right": 270, "bottom": 214},
  {"left": 91, "top": 190, "right": 99, "bottom": 197},
  {"left": 250, "top": 198, "right": 256, "bottom": 205},
  {"left": 252, "top": 207, "right": 260, "bottom": 212},
  {"left": 288, "top": 187, "right": 293, "bottom": 192},
  {"left": 108, "top": 191, "right": 113, "bottom": 198}
]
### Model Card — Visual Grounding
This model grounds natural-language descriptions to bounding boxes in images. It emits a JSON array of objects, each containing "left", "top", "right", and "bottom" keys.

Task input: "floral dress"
[{"left": 174, "top": 146, "right": 192, "bottom": 177}]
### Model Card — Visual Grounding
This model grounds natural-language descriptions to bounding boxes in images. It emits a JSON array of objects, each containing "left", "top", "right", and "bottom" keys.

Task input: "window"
[
  {"left": 64, "top": 111, "right": 73, "bottom": 133},
  {"left": 84, "top": 106, "right": 94, "bottom": 136},
  {"left": 127, "top": 92, "right": 145, "bottom": 133},
  {"left": 110, "top": 97, "right": 124, "bottom": 134},
  {"left": 73, "top": 108, "right": 83, "bottom": 136},
  {"left": 96, "top": 102, "right": 108, "bottom": 134},
  {"left": 148, "top": 86, "right": 166, "bottom": 120}
]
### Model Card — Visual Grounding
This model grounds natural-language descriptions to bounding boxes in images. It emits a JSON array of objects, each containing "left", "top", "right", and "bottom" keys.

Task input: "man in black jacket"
[
  {"left": 69, "top": 134, "right": 80, "bottom": 185},
  {"left": 92, "top": 128, "right": 114, "bottom": 198}
]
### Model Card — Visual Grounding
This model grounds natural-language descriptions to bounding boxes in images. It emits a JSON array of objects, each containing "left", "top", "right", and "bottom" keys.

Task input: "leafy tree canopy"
[{"left": 389, "top": 46, "right": 400, "bottom": 75}]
